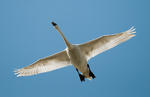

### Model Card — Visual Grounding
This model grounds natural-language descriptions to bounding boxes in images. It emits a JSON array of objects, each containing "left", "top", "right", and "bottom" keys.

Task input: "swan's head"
[
  {"left": 51, "top": 22, "right": 57, "bottom": 26},
  {"left": 51, "top": 22, "right": 61, "bottom": 31}
]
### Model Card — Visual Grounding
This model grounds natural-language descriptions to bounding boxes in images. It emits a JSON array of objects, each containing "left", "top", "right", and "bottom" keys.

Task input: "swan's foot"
[
  {"left": 87, "top": 64, "right": 96, "bottom": 79},
  {"left": 89, "top": 71, "right": 96, "bottom": 79},
  {"left": 76, "top": 68, "right": 85, "bottom": 82},
  {"left": 79, "top": 74, "right": 85, "bottom": 82}
]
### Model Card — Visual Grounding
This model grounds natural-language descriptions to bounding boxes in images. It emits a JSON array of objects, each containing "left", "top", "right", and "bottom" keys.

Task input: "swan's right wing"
[
  {"left": 79, "top": 27, "right": 136, "bottom": 60},
  {"left": 15, "top": 50, "right": 71, "bottom": 77}
]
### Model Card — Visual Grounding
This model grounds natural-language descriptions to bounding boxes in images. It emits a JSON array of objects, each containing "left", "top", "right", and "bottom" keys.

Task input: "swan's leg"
[
  {"left": 87, "top": 64, "right": 96, "bottom": 79},
  {"left": 76, "top": 68, "right": 85, "bottom": 82}
]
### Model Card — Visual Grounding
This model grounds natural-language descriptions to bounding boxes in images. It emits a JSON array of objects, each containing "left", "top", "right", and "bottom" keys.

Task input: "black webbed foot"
[
  {"left": 87, "top": 64, "right": 96, "bottom": 79},
  {"left": 76, "top": 68, "right": 85, "bottom": 82},
  {"left": 89, "top": 71, "right": 96, "bottom": 79},
  {"left": 79, "top": 74, "right": 85, "bottom": 82}
]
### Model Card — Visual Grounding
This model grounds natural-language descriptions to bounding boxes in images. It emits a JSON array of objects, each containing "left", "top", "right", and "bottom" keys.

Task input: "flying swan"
[{"left": 14, "top": 22, "right": 136, "bottom": 82}]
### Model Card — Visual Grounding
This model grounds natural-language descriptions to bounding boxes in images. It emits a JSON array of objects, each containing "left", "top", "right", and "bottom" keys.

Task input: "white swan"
[{"left": 14, "top": 22, "right": 136, "bottom": 82}]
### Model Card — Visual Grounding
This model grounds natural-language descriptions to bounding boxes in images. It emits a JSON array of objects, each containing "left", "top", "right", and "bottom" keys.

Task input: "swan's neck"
[{"left": 54, "top": 26, "right": 72, "bottom": 49}]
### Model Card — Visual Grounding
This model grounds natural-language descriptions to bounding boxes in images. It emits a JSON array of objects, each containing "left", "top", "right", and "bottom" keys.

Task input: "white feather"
[
  {"left": 79, "top": 27, "right": 136, "bottom": 60},
  {"left": 15, "top": 50, "right": 71, "bottom": 77}
]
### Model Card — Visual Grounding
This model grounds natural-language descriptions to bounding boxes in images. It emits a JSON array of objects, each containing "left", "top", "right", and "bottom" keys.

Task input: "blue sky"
[{"left": 0, "top": 0, "right": 150, "bottom": 97}]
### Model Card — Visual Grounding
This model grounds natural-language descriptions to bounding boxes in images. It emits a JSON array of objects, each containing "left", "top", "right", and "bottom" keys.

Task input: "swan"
[{"left": 14, "top": 22, "right": 136, "bottom": 82}]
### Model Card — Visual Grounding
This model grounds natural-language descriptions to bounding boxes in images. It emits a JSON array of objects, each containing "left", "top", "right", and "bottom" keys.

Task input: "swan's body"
[
  {"left": 15, "top": 22, "right": 136, "bottom": 82},
  {"left": 67, "top": 44, "right": 90, "bottom": 79}
]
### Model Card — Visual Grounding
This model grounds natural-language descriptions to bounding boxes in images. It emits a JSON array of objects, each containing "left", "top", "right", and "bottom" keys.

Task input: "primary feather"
[
  {"left": 15, "top": 50, "right": 71, "bottom": 77},
  {"left": 79, "top": 27, "right": 136, "bottom": 60}
]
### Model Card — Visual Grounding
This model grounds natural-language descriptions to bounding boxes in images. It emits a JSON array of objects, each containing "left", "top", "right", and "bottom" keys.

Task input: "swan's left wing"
[
  {"left": 79, "top": 27, "right": 136, "bottom": 60},
  {"left": 14, "top": 50, "right": 71, "bottom": 77}
]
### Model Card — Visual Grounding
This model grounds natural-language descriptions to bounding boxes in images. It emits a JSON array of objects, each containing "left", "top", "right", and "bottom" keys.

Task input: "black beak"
[{"left": 51, "top": 22, "right": 57, "bottom": 26}]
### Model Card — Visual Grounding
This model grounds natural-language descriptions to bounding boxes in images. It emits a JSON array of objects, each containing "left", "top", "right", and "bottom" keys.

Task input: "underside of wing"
[
  {"left": 79, "top": 27, "right": 136, "bottom": 60},
  {"left": 15, "top": 50, "right": 71, "bottom": 77}
]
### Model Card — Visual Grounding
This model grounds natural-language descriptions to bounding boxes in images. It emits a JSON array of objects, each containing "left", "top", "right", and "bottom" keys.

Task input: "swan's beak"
[
  {"left": 51, "top": 22, "right": 61, "bottom": 32},
  {"left": 51, "top": 22, "right": 57, "bottom": 26}
]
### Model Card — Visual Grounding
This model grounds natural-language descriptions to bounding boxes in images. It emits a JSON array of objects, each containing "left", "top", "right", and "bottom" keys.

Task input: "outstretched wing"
[
  {"left": 15, "top": 50, "right": 71, "bottom": 77},
  {"left": 79, "top": 27, "right": 136, "bottom": 60}
]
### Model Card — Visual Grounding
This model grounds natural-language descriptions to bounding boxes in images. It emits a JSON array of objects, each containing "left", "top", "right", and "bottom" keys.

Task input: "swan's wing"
[
  {"left": 79, "top": 27, "right": 136, "bottom": 60},
  {"left": 14, "top": 50, "right": 71, "bottom": 77}
]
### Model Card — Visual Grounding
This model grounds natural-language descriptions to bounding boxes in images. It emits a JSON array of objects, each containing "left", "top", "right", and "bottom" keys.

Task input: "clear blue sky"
[{"left": 0, "top": 0, "right": 150, "bottom": 97}]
